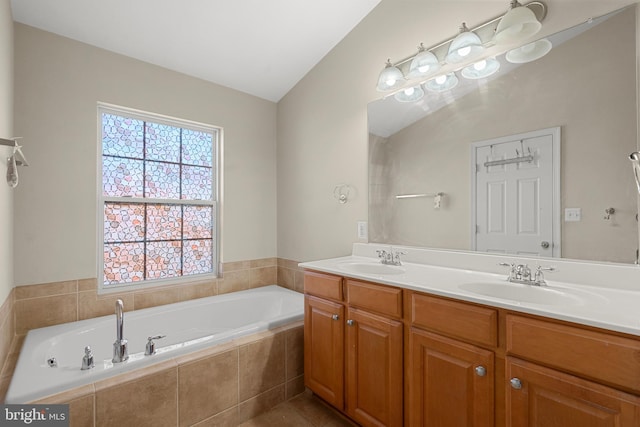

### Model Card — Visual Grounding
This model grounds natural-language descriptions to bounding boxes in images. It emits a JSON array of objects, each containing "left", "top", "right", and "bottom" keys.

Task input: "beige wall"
[
  {"left": 13, "top": 24, "right": 278, "bottom": 286},
  {"left": 276, "top": 0, "right": 637, "bottom": 262},
  {"left": 0, "top": 0, "right": 13, "bottom": 303},
  {"left": 373, "top": 8, "right": 637, "bottom": 264}
]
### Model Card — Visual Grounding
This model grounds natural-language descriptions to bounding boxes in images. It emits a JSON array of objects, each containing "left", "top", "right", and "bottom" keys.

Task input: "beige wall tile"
[
  {"left": 223, "top": 260, "right": 251, "bottom": 272},
  {"left": 33, "top": 384, "right": 95, "bottom": 405},
  {"left": 239, "top": 333, "right": 285, "bottom": 401},
  {"left": 15, "top": 280, "right": 77, "bottom": 300},
  {"left": 69, "top": 394, "right": 94, "bottom": 427},
  {"left": 250, "top": 267, "right": 277, "bottom": 288},
  {"left": 249, "top": 258, "right": 277, "bottom": 269},
  {"left": 219, "top": 270, "right": 251, "bottom": 295},
  {"left": 133, "top": 280, "right": 215, "bottom": 310},
  {"left": 0, "top": 374, "right": 11, "bottom": 403},
  {"left": 237, "top": 385, "right": 285, "bottom": 424},
  {"left": 77, "top": 279, "right": 98, "bottom": 292},
  {"left": 15, "top": 294, "right": 77, "bottom": 334},
  {"left": 286, "top": 376, "right": 305, "bottom": 400},
  {"left": 178, "top": 349, "right": 238, "bottom": 427},
  {"left": 277, "top": 258, "right": 300, "bottom": 270},
  {"left": 285, "top": 326, "right": 304, "bottom": 380},
  {"left": 193, "top": 407, "right": 239, "bottom": 427},
  {"left": 78, "top": 291, "right": 134, "bottom": 321},
  {"left": 277, "top": 267, "right": 295, "bottom": 290},
  {"left": 96, "top": 367, "right": 177, "bottom": 427},
  {"left": 94, "top": 360, "right": 177, "bottom": 392},
  {"left": 294, "top": 270, "right": 305, "bottom": 293}
]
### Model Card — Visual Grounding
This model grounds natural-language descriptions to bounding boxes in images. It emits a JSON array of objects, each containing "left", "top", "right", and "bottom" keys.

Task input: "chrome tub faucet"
[{"left": 112, "top": 299, "right": 129, "bottom": 363}]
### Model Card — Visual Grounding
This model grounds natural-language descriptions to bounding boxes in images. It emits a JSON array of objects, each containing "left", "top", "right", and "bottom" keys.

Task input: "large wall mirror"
[{"left": 368, "top": 5, "right": 638, "bottom": 264}]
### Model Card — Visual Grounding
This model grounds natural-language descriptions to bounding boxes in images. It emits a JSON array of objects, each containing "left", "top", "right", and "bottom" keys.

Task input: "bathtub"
[{"left": 6, "top": 285, "right": 303, "bottom": 403}]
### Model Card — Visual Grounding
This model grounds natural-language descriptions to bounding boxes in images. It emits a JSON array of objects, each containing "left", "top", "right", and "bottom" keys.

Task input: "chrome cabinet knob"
[
  {"left": 331, "top": 314, "right": 339, "bottom": 321},
  {"left": 475, "top": 366, "right": 486, "bottom": 377},
  {"left": 510, "top": 377, "right": 522, "bottom": 390},
  {"left": 346, "top": 319, "right": 355, "bottom": 326}
]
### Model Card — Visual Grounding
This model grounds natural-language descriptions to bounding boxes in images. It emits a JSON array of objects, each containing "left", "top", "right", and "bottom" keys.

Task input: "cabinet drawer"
[
  {"left": 346, "top": 279, "right": 403, "bottom": 318},
  {"left": 411, "top": 293, "right": 497, "bottom": 347},
  {"left": 304, "top": 271, "right": 343, "bottom": 301},
  {"left": 506, "top": 315, "right": 640, "bottom": 393}
]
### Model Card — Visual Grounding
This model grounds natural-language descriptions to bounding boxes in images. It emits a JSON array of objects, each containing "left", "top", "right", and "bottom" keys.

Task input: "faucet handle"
[
  {"left": 533, "top": 265, "right": 556, "bottom": 285},
  {"left": 145, "top": 335, "right": 166, "bottom": 356}
]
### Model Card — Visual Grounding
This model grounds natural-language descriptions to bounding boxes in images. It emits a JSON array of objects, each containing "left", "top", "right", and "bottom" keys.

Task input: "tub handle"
[{"left": 145, "top": 335, "right": 166, "bottom": 356}]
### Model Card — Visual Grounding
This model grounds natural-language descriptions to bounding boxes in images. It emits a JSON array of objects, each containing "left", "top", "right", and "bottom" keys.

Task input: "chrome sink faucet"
[
  {"left": 112, "top": 299, "right": 129, "bottom": 363},
  {"left": 500, "top": 262, "right": 555, "bottom": 286},
  {"left": 376, "top": 247, "right": 406, "bottom": 266}
]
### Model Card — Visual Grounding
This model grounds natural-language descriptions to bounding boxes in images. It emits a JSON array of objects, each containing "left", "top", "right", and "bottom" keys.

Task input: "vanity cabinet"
[
  {"left": 304, "top": 268, "right": 640, "bottom": 427},
  {"left": 408, "top": 293, "right": 496, "bottom": 426},
  {"left": 304, "top": 271, "right": 404, "bottom": 427}
]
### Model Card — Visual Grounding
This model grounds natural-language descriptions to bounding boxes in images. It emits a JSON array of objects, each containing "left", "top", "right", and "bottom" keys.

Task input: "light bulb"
[
  {"left": 458, "top": 46, "right": 472, "bottom": 57},
  {"left": 418, "top": 65, "right": 429, "bottom": 73},
  {"left": 474, "top": 60, "right": 487, "bottom": 71},
  {"left": 404, "top": 87, "right": 415, "bottom": 96},
  {"left": 386, "top": 77, "right": 397, "bottom": 86},
  {"left": 435, "top": 75, "right": 447, "bottom": 84}
]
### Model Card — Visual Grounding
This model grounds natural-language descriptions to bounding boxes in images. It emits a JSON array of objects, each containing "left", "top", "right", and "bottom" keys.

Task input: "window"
[{"left": 98, "top": 104, "right": 219, "bottom": 291}]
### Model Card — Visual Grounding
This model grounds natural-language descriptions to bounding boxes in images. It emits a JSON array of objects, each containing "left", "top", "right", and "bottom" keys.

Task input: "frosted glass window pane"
[
  {"left": 145, "top": 122, "right": 181, "bottom": 163},
  {"left": 146, "top": 241, "right": 182, "bottom": 280},
  {"left": 104, "top": 242, "right": 145, "bottom": 285},
  {"left": 182, "top": 165, "right": 212, "bottom": 200},
  {"left": 102, "top": 156, "right": 144, "bottom": 197},
  {"left": 184, "top": 206, "right": 213, "bottom": 239},
  {"left": 145, "top": 161, "right": 181, "bottom": 199},
  {"left": 104, "top": 203, "right": 145, "bottom": 243},
  {"left": 102, "top": 113, "right": 144, "bottom": 158},
  {"left": 182, "top": 129, "right": 213, "bottom": 167},
  {"left": 183, "top": 240, "right": 213, "bottom": 276},
  {"left": 147, "top": 204, "right": 181, "bottom": 240}
]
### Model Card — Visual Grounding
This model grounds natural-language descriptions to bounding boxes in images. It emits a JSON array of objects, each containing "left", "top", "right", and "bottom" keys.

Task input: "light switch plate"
[{"left": 357, "top": 221, "right": 368, "bottom": 240}]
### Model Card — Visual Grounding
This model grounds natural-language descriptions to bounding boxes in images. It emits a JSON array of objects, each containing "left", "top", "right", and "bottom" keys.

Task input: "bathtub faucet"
[{"left": 112, "top": 299, "right": 129, "bottom": 363}]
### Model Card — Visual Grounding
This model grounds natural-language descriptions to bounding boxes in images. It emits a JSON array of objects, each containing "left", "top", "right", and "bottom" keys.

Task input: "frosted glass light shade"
[
  {"left": 408, "top": 50, "right": 441, "bottom": 78},
  {"left": 394, "top": 85, "right": 425, "bottom": 102},
  {"left": 461, "top": 57, "right": 501, "bottom": 79},
  {"left": 424, "top": 73, "right": 458, "bottom": 92},
  {"left": 506, "top": 39, "right": 552, "bottom": 63},
  {"left": 377, "top": 60, "right": 405, "bottom": 92},
  {"left": 446, "top": 25, "right": 484, "bottom": 64},
  {"left": 494, "top": 4, "right": 542, "bottom": 44}
]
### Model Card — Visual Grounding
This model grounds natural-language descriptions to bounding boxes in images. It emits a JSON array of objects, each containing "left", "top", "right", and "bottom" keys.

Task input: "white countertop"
[{"left": 299, "top": 248, "right": 640, "bottom": 337}]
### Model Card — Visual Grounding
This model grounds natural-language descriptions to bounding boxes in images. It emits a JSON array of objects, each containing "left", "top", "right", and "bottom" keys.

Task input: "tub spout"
[{"left": 112, "top": 299, "right": 128, "bottom": 363}]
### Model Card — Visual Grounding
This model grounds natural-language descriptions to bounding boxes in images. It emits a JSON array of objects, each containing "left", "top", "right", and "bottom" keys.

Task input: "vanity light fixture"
[
  {"left": 376, "top": 59, "right": 405, "bottom": 92},
  {"left": 424, "top": 73, "right": 458, "bottom": 92},
  {"left": 506, "top": 38, "right": 552, "bottom": 63},
  {"left": 394, "top": 85, "right": 425, "bottom": 102},
  {"left": 408, "top": 44, "right": 441, "bottom": 78},
  {"left": 461, "top": 57, "right": 501, "bottom": 79},
  {"left": 445, "top": 23, "right": 484, "bottom": 64},
  {"left": 494, "top": 0, "right": 543, "bottom": 45}
]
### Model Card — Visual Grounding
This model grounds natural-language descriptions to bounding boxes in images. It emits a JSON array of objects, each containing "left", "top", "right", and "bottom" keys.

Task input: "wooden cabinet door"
[
  {"left": 304, "top": 295, "right": 345, "bottom": 410},
  {"left": 507, "top": 357, "right": 640, "bottom": 427},
  {"left": 345, "top": 307, "right": 403, "bottom": 427},
  {"left": 409, "top": 328, "right": 494, "bottom": 427}
]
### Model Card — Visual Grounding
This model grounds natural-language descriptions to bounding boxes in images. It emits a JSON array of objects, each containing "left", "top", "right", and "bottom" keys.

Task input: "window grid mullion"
[{"left": 142, "top": 122, "right": 148, "bottom": 281}]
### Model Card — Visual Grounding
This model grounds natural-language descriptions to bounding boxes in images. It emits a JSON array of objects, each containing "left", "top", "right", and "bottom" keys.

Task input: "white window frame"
[{"left": 97, "top": 102, "right": 222, "bottom": 294}]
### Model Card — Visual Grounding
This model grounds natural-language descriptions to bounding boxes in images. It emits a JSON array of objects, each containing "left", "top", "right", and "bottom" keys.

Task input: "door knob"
[
  {"left": 540, "top": 241, "right": 550, "bottom": 249},
  {"left": 510, "top": 377, "right": 522, "bottom": 390},
  {"left": 475, "top": 366, "right": 486, "bottom": 377},
  {"left": 332, "top": 314, "right": 339, "bottom": 321}
]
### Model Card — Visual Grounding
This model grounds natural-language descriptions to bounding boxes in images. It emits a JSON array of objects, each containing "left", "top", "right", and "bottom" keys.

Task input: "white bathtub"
[{"left": 6, "top": 285, "right": 304, "bottom": 403}]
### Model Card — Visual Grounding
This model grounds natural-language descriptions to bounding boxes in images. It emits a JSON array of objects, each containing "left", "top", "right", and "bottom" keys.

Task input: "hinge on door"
[{"left": 476, "top": 225, "right": 479, "bottom": 234}]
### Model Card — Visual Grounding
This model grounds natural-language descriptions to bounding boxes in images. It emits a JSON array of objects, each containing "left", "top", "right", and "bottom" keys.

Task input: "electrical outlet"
[{"left": 565, "top": 208, "right": 581, "bottom": 222}]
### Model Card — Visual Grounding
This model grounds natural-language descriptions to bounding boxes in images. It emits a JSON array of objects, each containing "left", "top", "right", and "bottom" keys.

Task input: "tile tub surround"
[
  {"left": 29, "top": 322, "right": 304, "bottom": 426},
  {"left": 0, "top": 257, "right": 305, "bottom": 403}
]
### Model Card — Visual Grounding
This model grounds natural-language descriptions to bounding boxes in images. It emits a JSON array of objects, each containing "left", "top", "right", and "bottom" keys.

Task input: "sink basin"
[
  {"left": 338, "top": 262, "right": 405, "bottom": 275},
  {"left": 458, "top": 282, "right": 583, "bottom": 306}
]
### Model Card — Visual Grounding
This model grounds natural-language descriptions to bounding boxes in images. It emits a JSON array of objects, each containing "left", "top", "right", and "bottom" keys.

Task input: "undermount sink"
[
  {"left": 458, "top": 281, "right": 584, "bottom": 306},
  {"left": 338, "top": 262, "right": 405, "bottom": 275}
]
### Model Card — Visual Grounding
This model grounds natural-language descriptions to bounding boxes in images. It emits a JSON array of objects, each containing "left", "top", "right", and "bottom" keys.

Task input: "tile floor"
[{"left": 239, "top": 390, "right": 356, "bottom": 427}]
